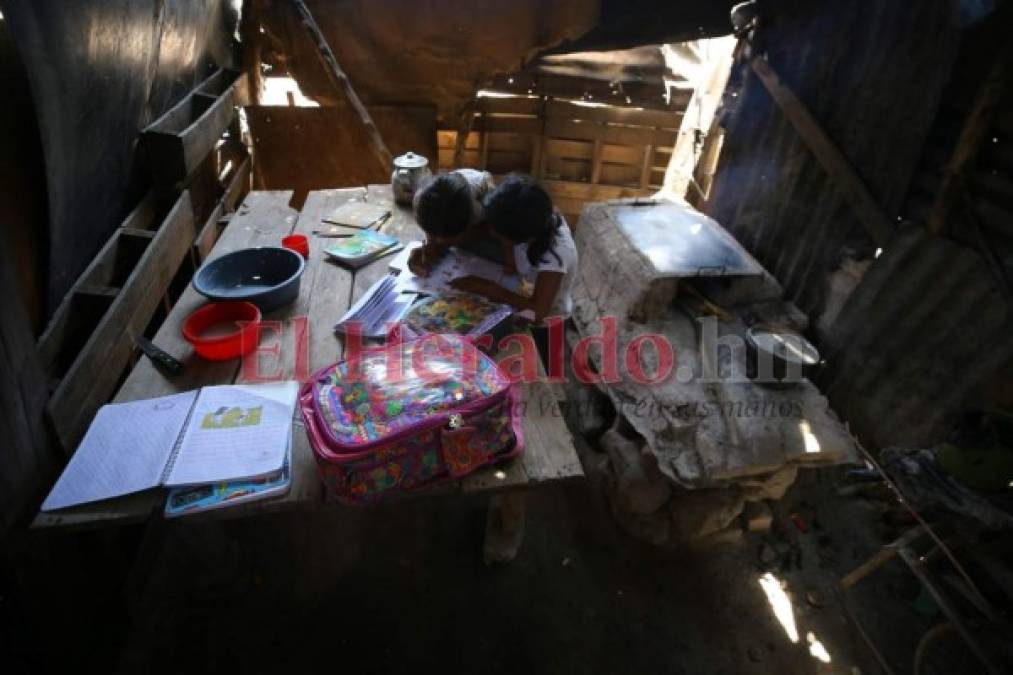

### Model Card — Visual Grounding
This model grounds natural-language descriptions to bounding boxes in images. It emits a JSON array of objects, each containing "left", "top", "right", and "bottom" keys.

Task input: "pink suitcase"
[{"left": 300, "top": 333, "right": 523, "bottom": 503}]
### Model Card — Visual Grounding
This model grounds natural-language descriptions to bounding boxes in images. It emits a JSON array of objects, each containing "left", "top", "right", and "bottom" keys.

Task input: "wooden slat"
[
  {"left": 545, "top": 138, "right": 593, "bottom": 160},
  {"left": 477, "top": 96, "right": 543, "bottom": 116},
  {"left": 639, "top": 144, "right": 654, "bottom": 189},
  {"left": 541, "top": 178, "right": 651, "bottom": 201},
  {"left": 141, "top": 70, "right": 246, "bottom": 185},
  {"left": 545, "top": 99, "right": 682, "bottom": 129},
  {"left": 295, "top": 189, "right": 362, "bottom": 372},
  {"left": 599, "top": 163, "right": 641, "bottom": 187},
  {"left": 46, "top": 192, "right": 197, "bottom": 453},
  {"left": 194, "top": 201, "right": 227, "bottom": 263},
  {"left": 473, "top": 115, "right": 543, "bottom": 135},
  {"left": 590, "top": 139, "right": 604, "bottom": 184},
  {"left": 223, "top": 154, "right": 252, "bottom": 208},
  {"left": 546, "top": 118, "right": 678, "bottom": 147},
  {"left": 486, "top": 132, "right": 534, "bottom": 152},
  {"left": 38, "top": 192, "right": 168, "bottom": 370},
  {"left": 601, "top": 143, "right": 646, "bottom": 166}
]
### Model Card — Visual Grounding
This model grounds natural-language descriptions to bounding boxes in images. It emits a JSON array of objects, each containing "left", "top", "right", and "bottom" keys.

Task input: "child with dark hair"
[
  {"left": 450, "top": 174, "right": 578, "bottom": 324},
  {"left": 409, "top": 168, "right": 504, "bottom": 275}
]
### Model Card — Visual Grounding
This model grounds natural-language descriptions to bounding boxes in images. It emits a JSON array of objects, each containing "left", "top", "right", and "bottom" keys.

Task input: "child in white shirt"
[{"left": 450, "top": 174, "right": 578, "bottom": 324}]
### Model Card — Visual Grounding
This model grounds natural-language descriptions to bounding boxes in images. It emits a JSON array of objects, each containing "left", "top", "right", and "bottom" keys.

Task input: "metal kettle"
[{"left": 391, "top": 151, "right": 432, "bottom": 205}]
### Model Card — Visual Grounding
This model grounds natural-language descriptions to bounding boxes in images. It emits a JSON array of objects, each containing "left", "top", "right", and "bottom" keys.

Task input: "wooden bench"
[{"left": 34, "top": 187, "right": 583, "bottom": 562}]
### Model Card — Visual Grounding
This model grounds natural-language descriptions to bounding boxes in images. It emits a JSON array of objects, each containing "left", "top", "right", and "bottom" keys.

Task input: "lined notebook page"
[
  {"left": 164, "top": 381, "right": 298, "bottom": 487},
  {"left": 41, "top": 390, "right": 197, "bottom": 510}
]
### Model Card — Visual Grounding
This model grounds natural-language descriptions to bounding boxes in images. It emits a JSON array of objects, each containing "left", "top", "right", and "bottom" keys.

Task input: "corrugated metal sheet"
[
  {"left": 704, "top": 0, "right": 1013, "bottom": 448},
  {"left": 817, "top": 226, "right": 1013, "bottom": 446},
  {"left": 708, "top": 0, "right": 960, "bottom": 315}
]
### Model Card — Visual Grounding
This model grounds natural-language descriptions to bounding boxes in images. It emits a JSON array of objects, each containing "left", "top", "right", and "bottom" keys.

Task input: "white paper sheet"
[
  {"left": 388, "top": 241, "right": 423, "bottom": 271},
  {"left": 41, "top": 390, "right": 198, "bottom": 511},
  {"left": 164, "top": 381, "right": 298, "bottom": 487},
  {"left": 334, "top": 275, "right": 415, "bottom": 338},
  {"left": 393, "top": 246, "right": 521, "bottom": 295}
]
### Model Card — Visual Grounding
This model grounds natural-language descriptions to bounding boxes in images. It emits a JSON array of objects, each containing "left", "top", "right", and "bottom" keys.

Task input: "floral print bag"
[{"left": 300, "top": 333, "right": 523, "bottom": 503}]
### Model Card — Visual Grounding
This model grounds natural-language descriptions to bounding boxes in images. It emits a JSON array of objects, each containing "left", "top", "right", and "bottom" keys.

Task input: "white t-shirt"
[{"left": 512, "top": 216, "right": 578, "bottom": 318}]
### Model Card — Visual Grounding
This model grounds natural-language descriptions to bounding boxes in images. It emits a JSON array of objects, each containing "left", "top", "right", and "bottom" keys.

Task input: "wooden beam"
[
  {"left": 928, "top": 43, "right": 1012, "bottom": 235},
  {"left": 639, "top": 144, "right": 654, "bottom": 189},
  {"left": 589, "top": 139, "right": 603, "bottom": 184},
  {"left": 291, "top": 0, "right": 392, "bottom": 170},
  {"left": 749, "top": 54, "right": 893, "bottom": 246}
]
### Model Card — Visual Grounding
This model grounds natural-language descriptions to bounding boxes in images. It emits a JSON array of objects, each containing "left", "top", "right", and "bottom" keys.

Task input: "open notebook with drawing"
[
  {"left": 41, "top": 381, "right": 299, "bottom": 511},
  {"left": 393, "top": 245, "right": 522, "bottom": 296}
]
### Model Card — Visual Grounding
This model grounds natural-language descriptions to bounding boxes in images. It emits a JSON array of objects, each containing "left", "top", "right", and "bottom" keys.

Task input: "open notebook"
[{"left": 41, "top": 381, "right": 299, "bottom": 511}]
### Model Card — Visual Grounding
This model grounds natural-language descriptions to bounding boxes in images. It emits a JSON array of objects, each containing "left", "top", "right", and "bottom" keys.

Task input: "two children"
[{"left": 410, "top": 171, "right": 577, "bottom": 325}]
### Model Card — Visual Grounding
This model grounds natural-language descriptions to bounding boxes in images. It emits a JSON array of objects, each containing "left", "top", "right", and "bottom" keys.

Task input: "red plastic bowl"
[{"left": 182, "top": 301, "right": 262, "bottom": 361}]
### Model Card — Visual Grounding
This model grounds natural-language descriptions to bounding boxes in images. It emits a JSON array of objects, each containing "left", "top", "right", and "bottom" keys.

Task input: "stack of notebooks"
[
  {"left": 42, "top": 381, "right": 299, "bottom": 517},
  {"left": 333, "top": 275, "right": 414, "bottom": 339},
  {"left": 325, "top": 230, "right": 403, "bottom": 268}
]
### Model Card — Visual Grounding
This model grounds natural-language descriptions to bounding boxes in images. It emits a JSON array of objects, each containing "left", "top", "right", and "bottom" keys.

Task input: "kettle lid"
[{"left": 393, "top": 151, "right": 429, "bottom": 169}]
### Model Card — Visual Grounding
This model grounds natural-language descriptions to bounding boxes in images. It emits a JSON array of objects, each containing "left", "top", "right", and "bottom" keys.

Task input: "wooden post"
[
  {"left": 291, "top": 0, "right": 392, "bottom": 171},
  {"left": 639, "top": 144, "right": 654, "bottom": 189},
  {"left": 240, "top": 0, "right": 264, "bottom": 104},
  {"left": 590, "top": 139, "right": 603, "bottom": 184},
  {"left": 748, "top": 54, "right": 893, "bottom": 247},
  {"left": 479, "top": 129, "right": 489, "bottom": 170},
  {"left": 452, "top": 96, "right": 479, "bottom": 168}
]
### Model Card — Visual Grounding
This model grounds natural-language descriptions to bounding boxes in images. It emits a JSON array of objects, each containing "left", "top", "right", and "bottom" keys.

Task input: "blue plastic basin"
[{"left": 193, "top": 246, "right": 305, "bottom": 312}]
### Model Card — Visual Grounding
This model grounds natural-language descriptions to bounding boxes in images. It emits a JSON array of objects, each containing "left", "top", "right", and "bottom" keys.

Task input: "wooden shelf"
[
  {"left": 38, "top": 192, "right": 196, "bottom": 453},
  {"left": 141, "top": 69, "right": 249, "bottom": 185}
]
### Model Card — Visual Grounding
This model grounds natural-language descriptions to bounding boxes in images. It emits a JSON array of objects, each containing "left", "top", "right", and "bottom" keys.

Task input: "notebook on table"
[
  {"left": 164, "top": 436, "right": 293, "bottom": 517},
  {"left": 322, "top": 201, "right": 391, "bottom": 229},
  {"left": 325, "top": 230, "right": 403, "bottom": 268},
  {"left": 41, "top": 381, "right": 299, "bottom": 511}
]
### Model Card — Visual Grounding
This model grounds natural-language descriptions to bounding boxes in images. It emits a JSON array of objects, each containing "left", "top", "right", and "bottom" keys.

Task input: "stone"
[
  {"left": 668, "top": 486, "right": 745, "bottom": 540},
  {"left": 740, "top": 464, "right": 799, "bottom": 501},
  {"left": 741, "top": 500, "right": 774, "bottom": 532}
]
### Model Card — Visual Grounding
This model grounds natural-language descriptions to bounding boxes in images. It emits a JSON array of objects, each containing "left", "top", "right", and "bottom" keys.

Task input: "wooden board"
[
  {"left": 34, "top": 186, "right": 584, "bottom": 529},
  {"left": 142, "top": 70, "right": 247, "bottom": 186},
  {"left": 247, "top": 104, "right": 437, "bottom": 208}
]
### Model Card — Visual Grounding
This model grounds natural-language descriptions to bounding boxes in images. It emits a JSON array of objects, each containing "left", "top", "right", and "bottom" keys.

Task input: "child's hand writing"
[{"left": 408, "top": 246, "right": 431, "bottom": 277}]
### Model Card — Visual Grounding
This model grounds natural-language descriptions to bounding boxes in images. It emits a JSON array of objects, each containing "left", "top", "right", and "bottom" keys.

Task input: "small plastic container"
[
  {"left": 182, "top": 301, "right": 262, "bottom": 361},
  {"left": 282, "top": 234, "right": 309, "bottom": 259}
]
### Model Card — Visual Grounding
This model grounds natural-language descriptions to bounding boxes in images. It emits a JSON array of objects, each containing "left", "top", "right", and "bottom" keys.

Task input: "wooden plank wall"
[{"left": 437, "top": 96, "right": 682, "bottom": 223}]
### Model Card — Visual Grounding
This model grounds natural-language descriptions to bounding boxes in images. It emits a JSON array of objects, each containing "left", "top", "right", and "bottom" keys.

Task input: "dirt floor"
[{"left": 4, "top": 449, "right": 962, "bottom": 675}]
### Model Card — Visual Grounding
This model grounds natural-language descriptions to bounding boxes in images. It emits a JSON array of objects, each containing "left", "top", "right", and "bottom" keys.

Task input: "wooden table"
[{"left": 34, "top": 186, "right": 583, "bottom": 562}]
